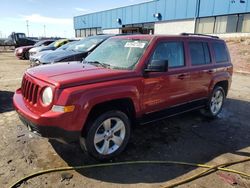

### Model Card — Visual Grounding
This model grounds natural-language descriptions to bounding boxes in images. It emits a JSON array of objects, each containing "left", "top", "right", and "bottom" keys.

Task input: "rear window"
[
  {"left": 212, "top": 42, "right": 229, "bottom": 63},
  {"left": 189, "top": 42, "right": 211, "bottom": 65}
]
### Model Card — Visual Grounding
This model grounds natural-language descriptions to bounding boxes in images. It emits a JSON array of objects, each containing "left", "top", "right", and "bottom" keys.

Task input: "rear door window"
[
  {"left": 189, "top": 42, "right": 211, "bottom": 65},
  {"left": 212, "top": 42, "right": 229, "bottom": 63},
  {"left": 151, "top": 42, "right": 185, "bottom": 68}
]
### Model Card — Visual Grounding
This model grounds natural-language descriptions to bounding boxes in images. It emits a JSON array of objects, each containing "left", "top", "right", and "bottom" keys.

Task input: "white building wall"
[
  {"left": 155, "top": 19, "right": 195, "bottom": 35},
  {"left": 102, "top": 28, "right": 120, "bottom": 34}
]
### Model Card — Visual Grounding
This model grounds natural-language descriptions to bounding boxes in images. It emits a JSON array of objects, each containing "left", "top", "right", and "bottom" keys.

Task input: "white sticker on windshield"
[{"left": 124, "top": 41, "right": 146, "bottom": 48}]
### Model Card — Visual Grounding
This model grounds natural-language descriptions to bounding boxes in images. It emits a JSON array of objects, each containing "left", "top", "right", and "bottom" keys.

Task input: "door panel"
[
  {"left": 143, "top": 71, "right": 190, "bottom": 114},
  {"left": 142, "top": 40, "right": 190, "bottom": 114},
  {"left": 188, "top": 41, "right": 214, "bottom": 100}
]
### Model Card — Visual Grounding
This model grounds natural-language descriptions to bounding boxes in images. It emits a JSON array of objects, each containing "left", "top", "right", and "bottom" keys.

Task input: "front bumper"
[
  {"left": 13, "top": 89, "right": 80, "bottom": 143},
  {"left": 18, "top": 114, "right": 79, "bottom": 143}
]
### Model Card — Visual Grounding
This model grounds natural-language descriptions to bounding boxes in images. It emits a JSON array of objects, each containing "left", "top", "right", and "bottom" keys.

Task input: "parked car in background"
[
  {"left": 30, "top": 40, "right": 79, "bottom": 67},
  {"left": 14, "top": 39, "right": 55, "bottom": 60},
  {"left": 29, "top": 39, "right": 69, "bottom": 59},
  {"left": 13, "top": 34, "right": 233, "bottom": 160},
  {"left": 33, "top": 35, "right": 113, "bottom": 66}
]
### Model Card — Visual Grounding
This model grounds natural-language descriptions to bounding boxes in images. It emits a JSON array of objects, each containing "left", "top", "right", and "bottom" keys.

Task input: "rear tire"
[
  {"left": 201, "top": 86, "right": 225, "bottom": 118},
  {"left": 80, "top": 110, "right": 131, "bottom": 161}
]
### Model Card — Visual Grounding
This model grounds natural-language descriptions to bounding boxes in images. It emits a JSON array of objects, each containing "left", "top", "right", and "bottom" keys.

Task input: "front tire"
[
  {"left": 201, "top": 86, "right": 225, "bottom": 118},
  {"left": 80, "top": 110, "right": 131, "bottom": 161}
]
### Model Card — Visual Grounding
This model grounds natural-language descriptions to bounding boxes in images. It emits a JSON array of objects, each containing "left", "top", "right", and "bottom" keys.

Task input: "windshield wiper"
[{"left": 85, "top": 61, "right": 110, "bottom": 68}]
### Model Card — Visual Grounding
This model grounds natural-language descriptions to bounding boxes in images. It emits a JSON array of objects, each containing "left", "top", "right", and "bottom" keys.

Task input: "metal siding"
[
  {"left": 73, "top": 0, "right": 250, "bottom": 30},
  {"left": 175, "top": 0, "right": 188, "bottom": 19},
  {"left": 139, "top": 3, "right": 147, "bottom": 23},
  {"left": 132, "top": 5, "right": 140, "bottom": 24},
  {"left": 125, "top": 6, "right": 132, "bottom": 25},
  {"left": 186, "top": 0, "right": 197, "bottom": 18},
  {"left": 117, "top": 8, "right": 123, "bottom": 26},
  {"left": 107, "top": 11, "right": 112, "bottom": 28},
  {"left": 111, "top": 9, "right": 116, "bottom": 28},
  {"left": 146, "top": 1, "right": 156, "bottom": 22},
  {"left": 199, "top": 0, "right": 215, "bottom": 17},
  {"left": 97, "top": 12, "right": 102, "bottom": 27},
  {"left": 156, "top": 0, "right": 166, "bottom": 20},
  {"left": 229, "top": 0, "right": 248, "bottom": 14},
  {"left": 165, "top": 0, "right": 176, "bottom": 20},
  {"left": 213, "top": 0, "right": 230, "bottom": 15},
  {"left": 247, "top": 0, "right": 250, "bottom": 12}
]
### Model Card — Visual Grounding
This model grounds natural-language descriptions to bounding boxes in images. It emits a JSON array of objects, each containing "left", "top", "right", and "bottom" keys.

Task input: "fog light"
[{"left": 52, "top": 105, "right": 75, "bottom": 112}]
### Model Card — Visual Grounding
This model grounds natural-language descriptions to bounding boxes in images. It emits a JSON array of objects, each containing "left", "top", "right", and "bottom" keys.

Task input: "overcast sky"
[{"left": 0, "top": 0, "right": 150, "bottom": 38}]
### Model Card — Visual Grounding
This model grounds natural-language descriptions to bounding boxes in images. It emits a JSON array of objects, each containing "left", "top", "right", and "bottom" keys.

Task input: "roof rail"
[{"left": 180, "top": 33, "right": 219, "bottom": 39}]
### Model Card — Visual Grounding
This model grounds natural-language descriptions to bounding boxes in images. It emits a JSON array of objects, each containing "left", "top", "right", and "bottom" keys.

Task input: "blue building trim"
[{"left": 74, "top": 0, "right": 250, "bottom": 30}]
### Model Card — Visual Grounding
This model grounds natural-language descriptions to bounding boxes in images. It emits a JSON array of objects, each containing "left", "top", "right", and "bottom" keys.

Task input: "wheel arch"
[{"left": 81, "top": 98, "right": 136, "bottom": 136}]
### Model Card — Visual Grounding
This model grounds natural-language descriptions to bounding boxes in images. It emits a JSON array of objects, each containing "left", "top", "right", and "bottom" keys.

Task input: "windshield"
[
  {"left": 85, "top": 38, "right": 149, "bottom": 70},
  {"left": 48, "top": 41, "right": 57, "bottom": 47},
  {"left": 17, "top": 33, "right": 26, "bottom": 39},
  {"left": 57, "top": 41, "right": 78, "bottom": 50},
  {"left": 34, "top": 40, "right": 48, "bottom": 47},
  {"left": 67, "top": 36, "right": 107, "bottom": 53}
]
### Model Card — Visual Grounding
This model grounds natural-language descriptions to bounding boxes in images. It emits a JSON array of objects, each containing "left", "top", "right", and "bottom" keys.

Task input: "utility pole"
[
  {"left": 43, "top": 25, "right": 46, "bottom": 37},
  {"left": 26, "top": 20, "right": 29, "bottom": 37}
]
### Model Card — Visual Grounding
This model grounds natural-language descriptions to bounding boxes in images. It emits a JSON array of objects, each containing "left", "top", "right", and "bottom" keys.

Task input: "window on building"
[
  {"left": 80, "top": 29, "right": 86, "bottom": 37},
  {"left": 151, "top": 42, "right": 185, "bottom": 68},
  {"left": 212, "top": 42, "right": 228, "bottom": 63},
  {"left": 97, "top": 28, "right": 102, "bottom": 34},
  {"left": 76, "top": 30, "right": 81, "bottom": 38},
  {"left": 214, "top": 16, "right": 227, "bottom": 33},
  {"left": 226, "top": 15, "right": 238, "bottom": 33},
  {"left": 196, "top": 17, "right": 215, "bottom": 34},
  {"left": 237, "top": 14, "right": 249, "bottom": 33},
  {"left": 90, "top": 28, "right": 97, "bottom": 36},
  {"left": 189, "top": 42, "right": 211, "bottom": 65},
  {"left": 87, "top": 29, "right": 92, "bottom": 37}
]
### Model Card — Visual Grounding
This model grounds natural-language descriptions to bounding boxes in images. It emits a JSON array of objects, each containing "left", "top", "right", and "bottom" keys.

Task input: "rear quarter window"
[
  {"left": 189, "top": 42, "right": 211, "bottom": 65},
  {"left": 212, "top": 42, "right": 229, "bottom": 63}
]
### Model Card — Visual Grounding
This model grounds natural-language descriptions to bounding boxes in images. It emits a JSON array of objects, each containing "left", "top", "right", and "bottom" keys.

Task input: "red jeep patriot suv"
[{"left": 13, "top": 33, "right": 233, "bottom": 160}]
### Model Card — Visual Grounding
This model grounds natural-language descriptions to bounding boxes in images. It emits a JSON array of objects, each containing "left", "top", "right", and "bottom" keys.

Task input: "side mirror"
[{"left": 145, "top": 60, "right": 168, "bottom": 72}]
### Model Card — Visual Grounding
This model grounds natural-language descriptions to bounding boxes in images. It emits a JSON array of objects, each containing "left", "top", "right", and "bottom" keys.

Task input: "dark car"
[
  {"left": 30, "top": 40, "right": 79, "bottom": 67},
  {"left": 37, "top": 35, "right": 113, "bottom": 66},
  {"left": 29, "top": 39, "right": 69, "bottom": 59},
  {"left": 14, "top": 39, "right": 55, "bottom": 60}
]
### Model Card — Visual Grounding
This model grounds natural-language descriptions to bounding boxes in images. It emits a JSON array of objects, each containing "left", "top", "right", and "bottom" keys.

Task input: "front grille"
[{"left": 21, "top": 76, "right": 40, "bottom": 104}]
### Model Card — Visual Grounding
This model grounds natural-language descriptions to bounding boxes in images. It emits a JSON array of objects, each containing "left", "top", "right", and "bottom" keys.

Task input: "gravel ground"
[{"left": 0, "top": 51, "right": 250, "bottom": 188}]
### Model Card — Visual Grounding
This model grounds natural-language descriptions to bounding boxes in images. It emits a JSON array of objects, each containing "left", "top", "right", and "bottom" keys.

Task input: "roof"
[{"left": 111, "top": 34, "right": 223, "bottom": 41}]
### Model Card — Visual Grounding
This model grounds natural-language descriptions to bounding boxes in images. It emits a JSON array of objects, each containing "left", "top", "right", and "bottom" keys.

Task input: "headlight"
[
  {"left": 18, "top": 48, "right": 23, "bottom": 53},
  {"left": 42, "top": 87, "right": 53, "bottom": 105}
]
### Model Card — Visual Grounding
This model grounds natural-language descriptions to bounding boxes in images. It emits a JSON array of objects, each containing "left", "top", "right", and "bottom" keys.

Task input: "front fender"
[{"left": 55, "top": 78, "right": 143, "bottom": 131}]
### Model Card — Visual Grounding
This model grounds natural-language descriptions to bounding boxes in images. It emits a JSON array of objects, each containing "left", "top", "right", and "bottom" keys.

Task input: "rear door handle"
[
  {"left": 177, "top": 74, "right": 187, "bottom": 80},
  {"left": 207, "top": 69, "right": 215, "bottom": 74}
]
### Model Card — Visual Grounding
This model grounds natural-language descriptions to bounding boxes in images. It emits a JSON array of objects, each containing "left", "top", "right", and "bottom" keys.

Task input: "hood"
[
  {"left": 26, "top": 62, "right": 135, "bottom": 88},
  {"left": 40, "top": 50, "right": 85, "bottom": 64},
  {"left": 29, "top": 46, "right": 55, "bottom": 53},
  {"left": 30, "top": 50, "right": 53, "bottom": 60},
  {"left": 38, "top": 46, "right": 55, "bottom": 52},
  {"left": 29, "top": 46, "right": 44, "bottom": 53}
]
